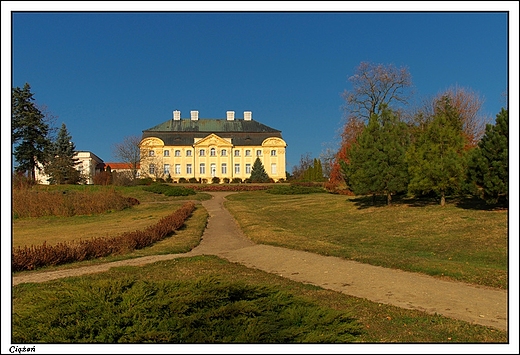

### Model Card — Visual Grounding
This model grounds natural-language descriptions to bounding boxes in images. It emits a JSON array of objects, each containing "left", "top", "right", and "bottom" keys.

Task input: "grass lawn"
[
  {"left": 12, "top": 256, "right": 507, "bottom": 344},
  {"left": 224, "top": 191, "right": 508, "bottom": 289},
  {"left": 10, "top": 186, "right": 509, "bottom": 344}
]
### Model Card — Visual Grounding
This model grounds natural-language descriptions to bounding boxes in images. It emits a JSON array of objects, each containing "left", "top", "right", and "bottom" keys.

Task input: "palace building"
[{"left": 139, "top": 110, "right": 287, "bottom": 182}]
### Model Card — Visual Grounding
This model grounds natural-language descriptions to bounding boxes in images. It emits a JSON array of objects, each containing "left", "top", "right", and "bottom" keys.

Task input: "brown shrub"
[
  {"left": 12, "top": 202, "right": 195, "bottom": 271},
  {"left": 12, "top": 189, "right": 138, "bottom": 218}
]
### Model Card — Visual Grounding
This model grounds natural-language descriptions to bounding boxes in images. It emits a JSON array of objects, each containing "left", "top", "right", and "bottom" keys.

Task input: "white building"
[{"left": 35, "top": 151, "right": 104, "bottom": 185}]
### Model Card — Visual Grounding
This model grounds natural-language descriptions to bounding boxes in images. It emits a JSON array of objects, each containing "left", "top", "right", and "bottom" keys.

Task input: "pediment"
[
  {"left": 140, "top": 137, "right": 165, "bottom": 147},
  {"left": 261, "top": 137, "right": 287, "bottom": 147},
  {"left": 193, "top": 133, "right": 232, "bottom": 147}
]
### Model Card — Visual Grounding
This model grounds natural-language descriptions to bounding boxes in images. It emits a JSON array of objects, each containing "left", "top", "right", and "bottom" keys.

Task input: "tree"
[
  {"left": 327, "top": 115, "right": 365, "bottom": 191},
  {"left": 467, "top": 108, "right": 508, "bottom": 204},
  {"left": 341, "top": 61, "right": 413, "bottom": 122},
  {"left": 414, "top": 85, "right": 489, "bottom": 150},
  {"left": 302, "top": 158, "right": 325, "bottom": 182},
  {"left": 332, "top": 62, "right": 412, "bottom": 192},
  {"left": 112, "top": 135, "right": 142, "bottom": 179},
  {"left": 12, "top": 83, "right": 52, "bottom": 182},
  {"left": 250, "top": 157, "right": 270, "bottom": 183},
  {"left": 406, "top": 96, "right": 466, "bottom": 206},
  {"left": 44, "top": 123, "right": 81, "bottom": 184},
  {"left": 342, "top": 105, "right": 409, "bottom": 205},
  {"left": 291, "top": 152, "right": 314, "bottom": 180}
]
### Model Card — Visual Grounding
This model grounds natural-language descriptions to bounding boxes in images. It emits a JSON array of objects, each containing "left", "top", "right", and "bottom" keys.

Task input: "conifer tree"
[
  {"left": 407, "top": 96, "right": 466, "bottom": 206},
  {"left": 343, "top": 105, "right": 409, "bottom": 205},
  {"left": 315, "top": 158, "right": 324, "bottom": 182},
  {"left": 12, "top": 83, "right": 51, "bottom": 182},
  {"left": 467, "top": 108, "right": 508, "bottom": 204},
  {"left": 250, "top": 157, "right": 270, "bottom": 182},
  {"left": 45, "top": 123, "right": 81, "bottom": 184}
]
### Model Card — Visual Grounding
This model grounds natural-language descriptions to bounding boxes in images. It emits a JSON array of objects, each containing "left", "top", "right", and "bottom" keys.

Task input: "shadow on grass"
[{"left": 347, "top": 194, "right": 507, "bottom": 211}]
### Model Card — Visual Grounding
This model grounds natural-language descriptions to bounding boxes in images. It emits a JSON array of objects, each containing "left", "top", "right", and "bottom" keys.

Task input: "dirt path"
[{"left": 12, "top": 192, "right": 508, "bottom": 331}]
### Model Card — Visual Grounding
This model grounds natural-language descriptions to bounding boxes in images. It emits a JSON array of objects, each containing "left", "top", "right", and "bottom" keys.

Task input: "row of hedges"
[
  {"left": 12, "top": 202, "right": 196, "bottom": 272},
  {"left": 188, "top": 184, "right": 272, "bottom": 192}
]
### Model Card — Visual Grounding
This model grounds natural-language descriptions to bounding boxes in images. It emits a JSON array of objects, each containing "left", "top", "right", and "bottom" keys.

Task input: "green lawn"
[
  {"left": 224, "top": 191, "right": 508, "bottom": 289},
  {"left": 12, "top": 256, "right": 507, "bottom": 344},
  {"left": 11, "top": 187, "right": 509, "bottom": 344}
]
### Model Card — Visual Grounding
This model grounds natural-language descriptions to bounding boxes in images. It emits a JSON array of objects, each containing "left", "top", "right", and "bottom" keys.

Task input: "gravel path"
[{"left": 12, "top": 192, "right": 508, "bottom": 331}]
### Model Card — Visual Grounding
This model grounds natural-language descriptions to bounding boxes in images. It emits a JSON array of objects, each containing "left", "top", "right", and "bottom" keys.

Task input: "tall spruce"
[
  {"left": 250, "top": 157, "right": 270, "bottom": 182},
  {"left": 12, "top": 83, "right": 51, "bottom": 181},
  {"left": 467, "top": 108, "right": 508, "bottom": 204},
  {"left": 342, "top": 105, "right": 409, "bottom": 205},
  {"left": 406, "top": 96, "right": 466, "bottom": 206},
  {"left": 45, "top": 123, "right": 81, "bottom": 184}
]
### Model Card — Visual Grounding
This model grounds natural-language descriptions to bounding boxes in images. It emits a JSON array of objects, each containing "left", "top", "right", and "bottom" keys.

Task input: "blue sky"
[{"left": 5, "top": 4, "right": 515, "bottom": 172}]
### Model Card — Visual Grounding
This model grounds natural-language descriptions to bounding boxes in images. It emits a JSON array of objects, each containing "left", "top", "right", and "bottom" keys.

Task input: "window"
[
  {"left": 186, "top": 164, "right": 192, "bottom": 174},
  {"left": 234, "top": 164, "right": 240, "bottom": 174},
  {"left": 271, "top": 150, "right": 277, "bottom": 156},
  {"left": 149, "top": 164, "right": 155, "bottom": 175},
  {"left": 186, "top": 150, "right": 192, "bottom": 157},
  {"left": 175, "top": 150, "right": 181, "bottom": 157},
  {"left": 221, "top": 163, "right": 227, "bottom": 175},
  {"left": 210, "top": 148, "right": 216, "bottom": 156},
  {"left": 256, "top": 150, "right": 262, "bottom": 156},
  {"left": 271, "top": 163, "right": 277, "bottom": 175},
  {"left": 245, "top": 163, "right": 251, "bottom": 174},
  {"left": 221, "top": 149, "right": 227, "bottom": 156},
  {"left": 200, "top": 149, "right": 205, "bottom": 157},
  {"left": 164, "top": 164, "right": 170, "bottom": 174},
  {"left": 210, "top": 163, "right": 216, "bottom": 177},
  {"left": 149, "top": 150, "right": 155, "bottom": 157},
  {"left": 175, "top": 164, "right": 181, "bottom": 175},
  {"left": 245, "top": 150, "right": 251, "bottom": 157},
  {"left": 234, "top": 150, "right": 240, "bottom": 157},
  {"left": 164, "top": 150, "right": 170, "bottom": 157},
  {"left": 200, "top": 163, "right": 205, "bottom": 175}
]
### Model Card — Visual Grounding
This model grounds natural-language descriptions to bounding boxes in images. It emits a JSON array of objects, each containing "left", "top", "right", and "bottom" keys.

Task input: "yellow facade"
[{"left": 139, "top": 112, "right": 287, "bottom": 182}]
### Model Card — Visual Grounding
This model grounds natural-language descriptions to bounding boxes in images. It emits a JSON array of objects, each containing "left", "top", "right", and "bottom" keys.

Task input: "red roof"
[{"left": 103, "top": 162, "right": 140, "bottom": 170}]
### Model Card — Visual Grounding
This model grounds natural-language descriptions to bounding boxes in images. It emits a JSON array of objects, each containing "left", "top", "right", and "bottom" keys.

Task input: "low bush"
[
  {"left": 12, "top": 276, "right": 362, "bottom": 343},
  {"left": 142, "top": 184, "right": 196, "bottom": 196},
  {"left": 12, "top": 202, "right": 195, "bottom": 271}
]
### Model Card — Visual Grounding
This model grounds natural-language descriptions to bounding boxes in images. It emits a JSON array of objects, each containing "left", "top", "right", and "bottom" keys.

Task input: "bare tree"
[
  {"left": 341, "top": 61, "right": 413, "bottom": 122},
  {"left": 291, "top": 152, "right": 313, "bottom": 180},
  {"left": 112, "top": 135, "right": 142, "bottom": 179},
  {"left": 413, "top": 85, "right": 490, "bottom": 149}
]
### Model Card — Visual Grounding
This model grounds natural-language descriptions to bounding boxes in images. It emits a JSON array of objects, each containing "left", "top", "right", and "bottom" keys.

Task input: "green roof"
[
  {"left": 142, "top": 118, "right": 284, "bottom": 146},
  {"left": 144, "top": 118, "right": 280, "bottom": 134}
]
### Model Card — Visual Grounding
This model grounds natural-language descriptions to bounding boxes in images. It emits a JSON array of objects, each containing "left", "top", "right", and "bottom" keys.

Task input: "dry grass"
[{"left": 225, "top": 192, "right": 508, "bottom": 289}]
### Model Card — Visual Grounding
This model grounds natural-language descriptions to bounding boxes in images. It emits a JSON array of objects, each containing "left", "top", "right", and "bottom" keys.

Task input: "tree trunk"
[
  {"left": 387, "top": 192, "right": 392, "bottom": 206},
  {"left": 440, "top": 192, "right": 446, "bottom": 207}
]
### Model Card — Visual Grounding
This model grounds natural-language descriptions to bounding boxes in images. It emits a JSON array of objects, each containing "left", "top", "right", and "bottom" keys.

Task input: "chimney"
[
  {"left": 244, "top": 111, "right": 252, "bottom": 121},
  {"left": 226, "top": 111, "right": 235, "bottom": 121},
  {"left": 190, "top": 110, "right": 199, "bottom": 121},
  {"left": 173, "top": 110, "right": 181, "bottom": 121}
]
